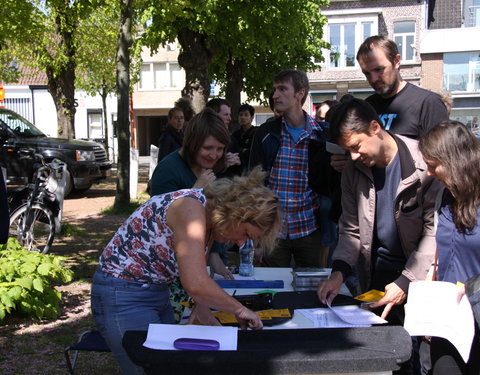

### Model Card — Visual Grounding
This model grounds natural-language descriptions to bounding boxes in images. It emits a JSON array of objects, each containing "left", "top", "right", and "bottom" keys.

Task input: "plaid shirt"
[{"left": 268, "top": 114, "right": 322, "bottom": 239}]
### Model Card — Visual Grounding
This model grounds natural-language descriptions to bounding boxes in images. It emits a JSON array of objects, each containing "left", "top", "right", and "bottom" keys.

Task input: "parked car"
[{"left": 0, "top": 108, "right": 111, "bottom": 196}]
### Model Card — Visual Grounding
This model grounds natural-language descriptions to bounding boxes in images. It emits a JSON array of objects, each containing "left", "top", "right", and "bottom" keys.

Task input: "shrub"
[{"left": 0, "top": 238, "right": 74, "bottom": 321}]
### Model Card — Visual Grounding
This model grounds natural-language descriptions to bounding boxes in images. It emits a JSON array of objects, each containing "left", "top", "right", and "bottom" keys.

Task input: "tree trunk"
[
  {"left": 114, "top": 0, "right": 133, "bottom": 209},
  {"left": 225, "top": 57, "right": 245, "bottom": 132},
  {"left": 45, "top": 6, "right": 77, "bottom": 140},
  {"left": 177, "top": 28, "right": 213, "bottom": 113},
  {"left": 46, "top": 64, "right": 76, "bottom": 139},
  {"left": 101, "top": 88, "right": 110, "bottom": 160}
]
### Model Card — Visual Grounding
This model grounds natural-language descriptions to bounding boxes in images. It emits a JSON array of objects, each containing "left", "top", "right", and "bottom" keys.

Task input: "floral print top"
[{"left": 98, "top": 189, "right": 206, "bottom": 284}]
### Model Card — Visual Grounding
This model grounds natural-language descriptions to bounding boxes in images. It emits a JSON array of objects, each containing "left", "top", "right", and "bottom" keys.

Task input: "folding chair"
[{"left": 64, "top": 329, "right": 111, "bottom": 375}]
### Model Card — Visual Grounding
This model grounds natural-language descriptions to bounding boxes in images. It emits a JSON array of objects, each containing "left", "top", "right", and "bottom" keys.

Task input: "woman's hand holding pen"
[{"left": 317, "top": 271, "right": 344, "bottom": 305}]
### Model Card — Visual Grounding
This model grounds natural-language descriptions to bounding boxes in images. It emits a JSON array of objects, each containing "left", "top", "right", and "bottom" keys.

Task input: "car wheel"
[{"left": 73, "top": 184, "right": 92, "bottom": 193}]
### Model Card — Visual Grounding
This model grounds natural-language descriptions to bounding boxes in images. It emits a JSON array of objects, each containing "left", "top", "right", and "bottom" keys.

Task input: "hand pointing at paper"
[{"left": 369, "top": 282, "right": 407, "bottom": 320}]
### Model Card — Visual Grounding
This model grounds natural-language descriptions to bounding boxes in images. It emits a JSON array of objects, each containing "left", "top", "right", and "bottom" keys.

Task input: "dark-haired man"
[
  {"left": 318, "top": 97, "right": 440, "bottom": 375},
  {"left": 231, "top": 104, "right": 256, "bottom": 173}
]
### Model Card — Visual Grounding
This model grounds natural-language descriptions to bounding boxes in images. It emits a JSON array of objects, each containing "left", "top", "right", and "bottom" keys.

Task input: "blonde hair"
[
  {"left": 438, "top": 91, "right": 452, "bottom": 115},
  {"left": 203, "top": 167, "right": 281, "bottom": 252}
]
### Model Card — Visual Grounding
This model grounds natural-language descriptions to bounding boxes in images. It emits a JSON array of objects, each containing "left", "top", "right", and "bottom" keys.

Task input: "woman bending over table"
[{"left": 91, "top": 167, "right": 281, "bottom": 374}]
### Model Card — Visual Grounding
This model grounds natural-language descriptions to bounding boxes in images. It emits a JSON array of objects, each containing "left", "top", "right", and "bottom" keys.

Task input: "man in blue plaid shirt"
[{"left": 249, "top": 70, "right": 334, "bottom": 267}]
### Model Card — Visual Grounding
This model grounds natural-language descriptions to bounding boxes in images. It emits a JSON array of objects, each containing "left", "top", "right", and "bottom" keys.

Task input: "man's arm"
[{"left": 331, "top": 162, "right": 362, "bottom": 268}]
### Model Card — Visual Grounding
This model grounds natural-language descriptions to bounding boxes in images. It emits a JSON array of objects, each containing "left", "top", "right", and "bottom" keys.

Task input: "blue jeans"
[{"left": 91, "top": 270, "right": 175, "bottom": 375}]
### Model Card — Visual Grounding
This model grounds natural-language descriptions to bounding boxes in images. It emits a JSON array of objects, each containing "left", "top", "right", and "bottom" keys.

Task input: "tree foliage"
[
  {"left": 0, "top": 0, "right": 103, "bottom": 139},
  {"left": 210, "top": 0, "right": 328, "bottom": 103},
  {"left": 76, "top": 4, "right": 119, "bottom": 97},
  {"left": 0, "top": 0, "right": 42, "bottom": 82},
  {"left": 76, "top": 3, "right": 121, "bottom": 159},
  {"left": 142, "top": 0, "right": 329, "bottom": 112}
]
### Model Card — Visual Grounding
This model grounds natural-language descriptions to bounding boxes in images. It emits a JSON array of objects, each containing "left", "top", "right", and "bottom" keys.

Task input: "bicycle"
[{"left": 8, "top": 150, "right": 66, "bottom": 253}]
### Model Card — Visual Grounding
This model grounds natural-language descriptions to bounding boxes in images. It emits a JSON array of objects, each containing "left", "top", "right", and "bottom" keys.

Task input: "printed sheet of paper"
[
  {"left": 404, "top": 281, "right": 475, "bottom": 363},
  {"left": 143, "top": 323, "right": 238, "bottom": 351},
  {"left": 326, "top": 301, "right": 387, "bottom": 325},
  {"left": 297, "top": 304, "right": 387, "bottom": 328}
]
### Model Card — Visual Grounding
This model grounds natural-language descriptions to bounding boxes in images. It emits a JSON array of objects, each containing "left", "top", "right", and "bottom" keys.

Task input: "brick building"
[
  {"left": 309, "top": 0, "right": 427, "bottom": 103},
  {"left": 420, "top": 0, "right": 480, "bottom": 125}
]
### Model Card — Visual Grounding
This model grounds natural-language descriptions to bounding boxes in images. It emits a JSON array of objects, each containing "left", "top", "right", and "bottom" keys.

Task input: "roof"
[{"left": 1, "top": 64, "right": 48, "bottom": 86}]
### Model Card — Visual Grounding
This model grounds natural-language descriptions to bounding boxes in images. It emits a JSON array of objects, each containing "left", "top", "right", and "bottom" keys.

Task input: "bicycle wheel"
[{"left": 9, "top": 203, "right": 55, "bottom": 254}]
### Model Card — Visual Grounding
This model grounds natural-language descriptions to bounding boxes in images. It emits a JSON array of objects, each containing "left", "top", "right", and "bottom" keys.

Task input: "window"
[
  {"left": 139, "top": 62, "right": 185, "bottom": 90},
  {"left": 444, "top": 52, "right": 480, "bottom": 92},
  {"left": 465, "top": 0, "right": 480, "bottom": 27},
  {"left": 87, "top": 110, "right": 103, "bottom": 139},
  {"left": 329, "top": 23, "right": 356, "bottom": 67},
  {"left": 325, "top": 13, "right": 378, "bottom": 69},
  {"left": 451, "top": 109, "right": 479, "bottom": 129},
  {"left": 393, "top": 21, "right": 416, "bottom": 62}
]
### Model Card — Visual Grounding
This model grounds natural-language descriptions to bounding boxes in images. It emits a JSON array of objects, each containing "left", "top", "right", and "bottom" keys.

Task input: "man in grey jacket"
[{"left": 317, "top": 97, "right": 440, "bottom": 325}]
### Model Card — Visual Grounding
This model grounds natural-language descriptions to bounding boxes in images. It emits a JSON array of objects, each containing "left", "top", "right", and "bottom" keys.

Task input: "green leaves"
[
  {"left": 143, "top": 0, "right": 329, "bottom": 106},
  {"left": 0, "top": 238, "right": 75, "bottom": 322}
]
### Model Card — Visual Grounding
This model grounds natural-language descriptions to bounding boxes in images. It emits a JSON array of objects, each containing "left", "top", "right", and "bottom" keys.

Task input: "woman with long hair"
[{"left": 419, "top": 120, "right": 480, "bottom": 375}]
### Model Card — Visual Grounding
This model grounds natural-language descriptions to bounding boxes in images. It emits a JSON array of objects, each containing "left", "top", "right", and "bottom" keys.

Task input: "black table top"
[{"left": 123, "top": 326, "right": 412, "bottom": 375}]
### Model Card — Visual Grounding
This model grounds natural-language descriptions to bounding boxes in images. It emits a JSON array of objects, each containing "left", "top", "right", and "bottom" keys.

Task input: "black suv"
[{"left": 0, "top": 108, "right": 112, "bottom": 196}]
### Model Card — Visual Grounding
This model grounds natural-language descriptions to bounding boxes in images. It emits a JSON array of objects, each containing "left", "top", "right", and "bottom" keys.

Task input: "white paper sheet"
[
  {"left": 327, "top": 301, "right": 388, "bottom": 325},
  {"left": 297, "top": 304, "right": 387, "bottom": 328},
  {"left": 404, "top": 281, "right": 475, "bottom": 363},
  {"left": 143, "top": 323, "right": 238, "bottom": 351}
]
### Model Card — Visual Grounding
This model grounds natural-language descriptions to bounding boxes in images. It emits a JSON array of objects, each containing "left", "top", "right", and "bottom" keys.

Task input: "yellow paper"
[
  {"left": 266, "top": 308, "right": 291, "bottom": 318},
  {"left": 213, "top": 308, "right": 291, "bottom": 324},
  {"left": 213, "top": 311, "right": 238, "bottom": 324},
  {"left": 355, "top": 289, "right": 385, "bottom": 302}
]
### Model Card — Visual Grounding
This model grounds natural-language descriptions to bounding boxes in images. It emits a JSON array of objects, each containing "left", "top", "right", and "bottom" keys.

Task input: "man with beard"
[
  {"left": 358, "top": 35, "right": 448, "bottom": 138},
  {"left": 330, "top": 36, "right": 449, "bottom": 173}
]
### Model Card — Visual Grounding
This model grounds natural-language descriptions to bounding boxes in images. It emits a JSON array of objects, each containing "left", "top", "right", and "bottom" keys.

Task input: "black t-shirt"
[{"left": 366, "top": 82, "right": 449, "bottom": 139}]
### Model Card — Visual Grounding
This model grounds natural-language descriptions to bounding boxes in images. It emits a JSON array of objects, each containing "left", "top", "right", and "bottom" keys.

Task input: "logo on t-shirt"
[{"left": 378, "top": 114, "right": 398, "bottom": 131}]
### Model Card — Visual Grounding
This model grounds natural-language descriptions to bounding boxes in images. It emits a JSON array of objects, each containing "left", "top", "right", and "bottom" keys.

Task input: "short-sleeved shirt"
[
  {"left": 98, "top": 189, "right": 206, "bottom": 285},
  {"left": 366, "top": 82, "right": 449, "bottom": 139}
]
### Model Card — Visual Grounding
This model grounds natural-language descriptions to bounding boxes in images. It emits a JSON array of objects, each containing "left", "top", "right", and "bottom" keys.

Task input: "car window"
[{"left": 0, "top": 110, "right": 45, "bottom": 137}]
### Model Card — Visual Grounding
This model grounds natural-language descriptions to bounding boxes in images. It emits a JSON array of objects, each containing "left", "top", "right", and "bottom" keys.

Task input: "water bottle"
[{"left": 239, "top": 239, "right": 255, "bottom": 276}]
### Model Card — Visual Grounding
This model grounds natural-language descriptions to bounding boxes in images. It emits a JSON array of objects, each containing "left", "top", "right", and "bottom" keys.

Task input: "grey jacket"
[{"left": 333, "top": 134, "right": 441, "bottom": 293}]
